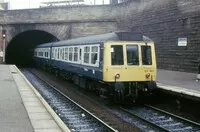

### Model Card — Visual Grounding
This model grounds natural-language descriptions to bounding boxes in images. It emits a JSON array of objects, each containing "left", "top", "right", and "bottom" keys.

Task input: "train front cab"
[{"left": 103, "top": 41, "right": 157, "bottom": 103}]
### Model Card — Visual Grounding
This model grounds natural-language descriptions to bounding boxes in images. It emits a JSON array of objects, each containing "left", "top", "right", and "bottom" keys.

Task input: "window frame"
[
  {"left": 82, "top": 44, "right": 100, "bottom": 67},
  {"left": 49, "top": 44, "right": 100, "bottom": 67},
  {"left": 73, "top": 46, "right": 79, "bottom": 63}
]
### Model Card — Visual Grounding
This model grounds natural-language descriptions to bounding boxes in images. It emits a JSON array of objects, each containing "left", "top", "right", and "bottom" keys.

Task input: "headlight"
[
  {"left": 146, "top": 73, "right": 150, "bottom": 78},
  {"left": 115, "top": 73, "right": 120, "bottom": 79}
]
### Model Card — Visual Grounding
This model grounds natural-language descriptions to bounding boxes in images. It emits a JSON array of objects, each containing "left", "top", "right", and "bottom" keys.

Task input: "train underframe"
[{"left": 40, "top": 64, "right": 156, "bottom": 104}]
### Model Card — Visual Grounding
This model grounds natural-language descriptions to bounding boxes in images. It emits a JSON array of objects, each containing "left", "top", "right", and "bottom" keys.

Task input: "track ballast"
[{"left": 21, "top": 69, "right": 117, "bottom": 132}]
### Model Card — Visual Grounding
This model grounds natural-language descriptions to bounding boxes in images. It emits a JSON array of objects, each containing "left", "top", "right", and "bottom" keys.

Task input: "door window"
[{"left": 141, "top": 46, "right": 152, "bottom": 65}]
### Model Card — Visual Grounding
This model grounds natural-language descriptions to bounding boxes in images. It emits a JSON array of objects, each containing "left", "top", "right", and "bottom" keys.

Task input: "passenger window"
[
  {"left": 69, "top": 47, "right": 73, "bottom": 61},
  {"left": 54, "top": 49, "right": 56, "bottom": 59},
  {"left": 55, "top": 48, "right": 57, "bottom": 60},
  {"left": 111, "top": 45, "right": 124, "bottom": 65},
  {"left": 60, "top": 49, "right": 63, "bottom": 60},
  {"left": 58, "top": 48, "right": 60, "bottom": 59},
  {"left": 74, "top": 47, "right": 78, "bottom": 62},
  {"left": 91, "top": 46, "right": 98, "bottom": 64},
  {"left": 79, "top": 48, "right": 82, "bottom": 61},
  {"left": 141, "top": 46, "right": 152, "bottom": 65},
  {"left": 126, "top": 45, "right": 139, "bottom": 65},
  {"left": 65, "top": 47, "right": 68, "bottom": 61},
  {"left": 52, "top": 49, "right": 54, "bottom": 59},
  {"left": 62, "top": 48, "right": 65, "bottom": 60},
  {"left": 84, "top": 46, "right": 90, "bottom": 63}
]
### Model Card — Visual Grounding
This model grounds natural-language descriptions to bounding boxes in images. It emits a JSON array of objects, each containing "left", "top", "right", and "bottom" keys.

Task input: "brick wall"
[
  {"left": 120, "top": 0, "right": 200, "bottom": 73},
  {"left": 0, "top": 5, "right": 118, "bottom": 24}
]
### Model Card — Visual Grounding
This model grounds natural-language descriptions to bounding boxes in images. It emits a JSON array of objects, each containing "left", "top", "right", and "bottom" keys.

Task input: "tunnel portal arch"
[{"left": 5, "top": 30, "right": 59, "bottom": 67}]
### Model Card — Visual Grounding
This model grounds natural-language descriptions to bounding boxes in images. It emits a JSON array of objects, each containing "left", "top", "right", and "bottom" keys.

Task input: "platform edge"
[{"left": 13, "top": 66, "right": 71, "bottom": 132}]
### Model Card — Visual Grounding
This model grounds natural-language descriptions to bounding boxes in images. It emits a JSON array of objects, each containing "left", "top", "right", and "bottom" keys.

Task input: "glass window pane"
[
  {"left": 141, "top": 46, "right": 152, "bottom": 65},
  {"left": 69, "top": 47, "right": 73, "bottom": 61},
  {"left": 84, "top": 46, "right": 90, "bottom": 52},
  {"left": 74, "top": 53, "right": 78, "bottom": 61},
  {"left": 84, "top": 53, "right": 89, "bottom": 63},
  {"left": 74, "top": 47, "right": 78, "bottom": 52},
  {"left": 52, "top": 49, "right": 54, "bottom": 59},
  {"left": 55, "top": 49, "right": 57, "bottom": 59},
  {"left": 60, "top": 49, "right": 63, "bottom": 60},
  {"left": 74, "top": 47, "right": 78, "bottom": 62},
  {"left": 92, "top": 46, "right": 98, "bottom": 52},
  {"left": 65, "top": 48, "right": 68, "bottom": 60},
  {"left": 84, "top": 46, "right": 90, "bottom": 63},
  {"left": 126, "top": 45, "right": 139, "bottom": 65},
  {"left": 69, "top": 53, "right": 73, "bottom": 61},
  {"left": 69, "top": 47, "right": 73, "bottom": 52},
  {"left": 62, "top": 48, "right": 65, "bottom": 60},
  {"left": 91, "top": 53, "right": 97, "bottom": 64},
  {"left": 58, "top": 48, "right": 60, "bottom": 59},
  {"left": 111, "top": 45, "right": 124, "bottom": 65}
]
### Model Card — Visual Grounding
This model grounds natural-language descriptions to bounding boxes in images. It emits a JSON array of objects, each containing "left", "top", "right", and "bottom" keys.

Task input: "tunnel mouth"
[{"left": 6, "top": 30, "right": 58, "bottom": 67}]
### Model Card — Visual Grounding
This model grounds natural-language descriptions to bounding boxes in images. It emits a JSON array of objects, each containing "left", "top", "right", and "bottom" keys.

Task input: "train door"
[{"left": 140, "top": 43, "right": 156, "bottom": 81}]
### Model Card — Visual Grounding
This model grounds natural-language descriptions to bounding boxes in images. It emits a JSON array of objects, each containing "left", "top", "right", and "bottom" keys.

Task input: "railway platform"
[
  {"left": 0, "top": 64, "right": 69, "bottom": 132},
  {"left": 157, "top": 69, "right": 200, "bottom": 101}
]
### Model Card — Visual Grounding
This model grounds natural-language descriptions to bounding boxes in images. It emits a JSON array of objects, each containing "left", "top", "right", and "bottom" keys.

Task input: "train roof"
[{"left": 36, "top": 31, "right": 152, "bottom": 48}]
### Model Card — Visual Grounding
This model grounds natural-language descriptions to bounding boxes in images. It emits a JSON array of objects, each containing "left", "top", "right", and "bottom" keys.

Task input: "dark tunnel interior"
[{"left": 6, "top": 30, "right": 59, "bottom": 67}]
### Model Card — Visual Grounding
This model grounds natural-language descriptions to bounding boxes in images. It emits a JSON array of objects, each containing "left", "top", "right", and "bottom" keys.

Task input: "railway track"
[
  {"left": 120, "top": 104, "right": 200, "bottom": 132},
  {"left": 21, "top": 69, "right": 117, "bottom": 132}
]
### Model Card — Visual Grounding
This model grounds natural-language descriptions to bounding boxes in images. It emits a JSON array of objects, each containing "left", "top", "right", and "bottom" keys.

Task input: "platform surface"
[
  {"left": 0, "top": 64, "right": 66, "bottom": 132},
  {"left": 157, "top": 69, "right": 200, "bottom": 98},
  {"left": 0, "top": 65, "right": 34, "bottom": 132}
]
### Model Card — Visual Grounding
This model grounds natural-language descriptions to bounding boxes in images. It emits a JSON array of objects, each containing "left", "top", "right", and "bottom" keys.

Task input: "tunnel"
[{"left": 5, "top": 30, "right": 59, "bottom": 67}]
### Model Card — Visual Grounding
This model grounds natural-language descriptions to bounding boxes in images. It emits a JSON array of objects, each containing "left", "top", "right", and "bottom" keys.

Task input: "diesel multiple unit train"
[{"left": 34, "top": 31, "right": 157, "bottom": 103}]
